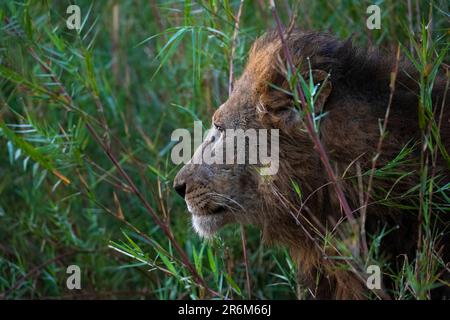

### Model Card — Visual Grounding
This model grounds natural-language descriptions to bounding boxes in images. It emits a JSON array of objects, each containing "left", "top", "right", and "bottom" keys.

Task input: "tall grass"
[{"left": 0, "top": 0, "right": 448, "bottom": 299}]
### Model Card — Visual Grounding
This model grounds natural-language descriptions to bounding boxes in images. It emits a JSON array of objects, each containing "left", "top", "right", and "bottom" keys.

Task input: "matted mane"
[
  {"left": 241, "top": 30, "right": 449, "bottom": 299},
  {"left": 245, "top": 30, "right": 425, "bottom": 110}
]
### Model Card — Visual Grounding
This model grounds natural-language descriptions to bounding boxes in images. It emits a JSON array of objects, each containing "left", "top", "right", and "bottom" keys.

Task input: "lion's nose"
[
  {"left": 174, "top": 181, "right": 186, "bottom": 198},
  {"left": 174, "top": 164, "right": 194, "bottom": 199}
]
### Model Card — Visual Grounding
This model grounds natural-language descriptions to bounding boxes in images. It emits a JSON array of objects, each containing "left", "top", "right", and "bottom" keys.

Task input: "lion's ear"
[{"left": 259, "top": 69, "right": 332, "bottom": 131}]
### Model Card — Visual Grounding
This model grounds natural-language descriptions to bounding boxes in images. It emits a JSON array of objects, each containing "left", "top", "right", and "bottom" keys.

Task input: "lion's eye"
[{"left": 214, "top": 123, "right": 224, "bottom": 132}]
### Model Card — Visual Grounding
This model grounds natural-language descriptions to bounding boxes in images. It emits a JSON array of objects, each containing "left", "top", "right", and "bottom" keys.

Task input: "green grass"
[{"left": 0, "top": 0, "right": 448, "bottom": 299}]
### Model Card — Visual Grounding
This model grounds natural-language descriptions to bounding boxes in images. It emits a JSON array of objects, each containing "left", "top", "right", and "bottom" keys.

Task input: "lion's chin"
[{"left": 191, "top": 214, "right": 230, "bottom": 238}]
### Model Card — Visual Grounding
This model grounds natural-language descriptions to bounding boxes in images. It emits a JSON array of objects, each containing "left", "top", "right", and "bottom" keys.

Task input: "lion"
[{"left": 173, "top": 30, "right": 449, "bottom": 299}]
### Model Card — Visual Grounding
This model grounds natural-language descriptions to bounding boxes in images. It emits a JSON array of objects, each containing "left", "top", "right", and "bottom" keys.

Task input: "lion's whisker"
[{"left": 206, "top": 192, "right": 246, "bottom": 213}]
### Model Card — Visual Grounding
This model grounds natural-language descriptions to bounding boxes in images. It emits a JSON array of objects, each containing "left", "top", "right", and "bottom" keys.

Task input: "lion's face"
[
  {"left": 173, "top": 80, "right": 267, "bottom": 237},
  {"left": 173, "top": 31, "right": 334, "bottom": 238}
]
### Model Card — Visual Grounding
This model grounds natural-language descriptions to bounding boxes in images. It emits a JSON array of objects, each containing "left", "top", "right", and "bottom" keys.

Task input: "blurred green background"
[{"left": 0, "top": 0, "right": 448, "bottom": 299}]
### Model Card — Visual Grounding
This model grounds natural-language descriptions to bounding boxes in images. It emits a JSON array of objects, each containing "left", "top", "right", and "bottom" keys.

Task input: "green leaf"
[
  {"left": 224, "top": 272, "right": 241, "bottom": 296},
  {"left": 158, "top": 250, "right": 178, "bottom": 276},
  {"left": 290, "top": 179, "right": 302, "bottom": 199},
  {"left": 207, "top": 245, "right": 218, "bottom": 283}
]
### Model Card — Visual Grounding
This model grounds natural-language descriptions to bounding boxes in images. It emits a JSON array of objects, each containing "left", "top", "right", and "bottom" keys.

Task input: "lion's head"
[
  {"left": 173, "top": 30, "right": 448, "bottom": 243},
  {"left": 173, "top": 30, "right": 449, "bottom": 299},
  {"left": 173, "top": 31, "right": 357, "bottom": 239}
]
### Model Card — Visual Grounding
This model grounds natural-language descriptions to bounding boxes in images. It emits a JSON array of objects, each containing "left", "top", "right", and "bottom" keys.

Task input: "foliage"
[{"left": 0, "top": 0, "right": 448, "bottom": 299}]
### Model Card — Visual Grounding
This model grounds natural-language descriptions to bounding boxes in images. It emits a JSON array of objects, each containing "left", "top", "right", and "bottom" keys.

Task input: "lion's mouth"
[
  {"left": 210, "top": 205, "right": 227, "bottom": 215},
  {"left": 187, "top": 202, "right": 227, "bottom": 216}
]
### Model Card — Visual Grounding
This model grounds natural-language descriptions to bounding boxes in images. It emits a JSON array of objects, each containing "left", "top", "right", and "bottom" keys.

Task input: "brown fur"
[{"left": 174, "top": 30, "right": 450, "bottom": 299}]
